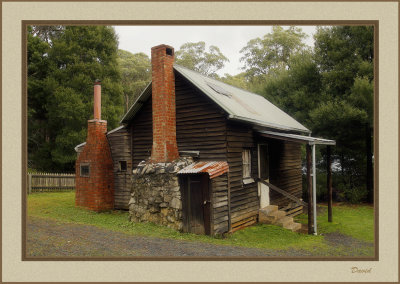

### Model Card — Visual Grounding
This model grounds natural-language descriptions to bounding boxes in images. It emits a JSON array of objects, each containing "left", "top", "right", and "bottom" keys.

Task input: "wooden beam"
[
  {"left": 256, "top": 178, "right": 307, "bottom": 207},
  {"left": 327, "top": 145, "right": 333, "bottom": 222},
  {"left": 306, "top": 144, "right": 313, "bottom": 234}
]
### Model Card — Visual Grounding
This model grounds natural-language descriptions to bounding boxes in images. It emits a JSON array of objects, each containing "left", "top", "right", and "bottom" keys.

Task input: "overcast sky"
[{"left": 114, "top": 26, "right": 316, "bottom": 76}]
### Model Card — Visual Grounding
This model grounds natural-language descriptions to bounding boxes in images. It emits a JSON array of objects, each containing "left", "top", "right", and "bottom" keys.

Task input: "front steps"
[{"left": 259, "top": 205, "right": 302, "bottom": 232}]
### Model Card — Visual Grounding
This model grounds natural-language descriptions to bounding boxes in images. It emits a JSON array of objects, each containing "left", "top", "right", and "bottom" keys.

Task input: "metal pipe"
[{"left": 312, "top": 143, "right": 317, "bottom": 235}]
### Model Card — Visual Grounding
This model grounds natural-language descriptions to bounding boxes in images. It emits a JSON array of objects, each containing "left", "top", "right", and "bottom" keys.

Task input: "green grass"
[
  {"left": 295, "top": 204, "right": 374, "bottom": 242},
  {"left": 27, "top": 191, "right": 374, "bottom": 254}
]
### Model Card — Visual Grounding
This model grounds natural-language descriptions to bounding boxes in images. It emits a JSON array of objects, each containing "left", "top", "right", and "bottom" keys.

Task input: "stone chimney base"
[{"left": 128, "top": 157, "right": 193, "bottom": 231}]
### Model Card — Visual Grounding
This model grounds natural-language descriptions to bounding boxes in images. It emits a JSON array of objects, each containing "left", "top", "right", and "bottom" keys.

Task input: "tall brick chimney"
[
  {"left": 75, "top": 80, "right": 114, "bottom": 212},
  {"left": 151, "top": 44, "right": 179, "bottom": 162}
]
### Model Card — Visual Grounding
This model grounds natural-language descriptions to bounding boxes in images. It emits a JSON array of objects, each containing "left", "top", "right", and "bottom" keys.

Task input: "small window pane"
[
  {"left": 119, "top": 161, "right": 127, "bottom": 172},
  {"left": 80, "top": 164, "right": 90, "bottom": 177},
  {"left": 242, "top": 149, "right": 251, "bottom": 178}
]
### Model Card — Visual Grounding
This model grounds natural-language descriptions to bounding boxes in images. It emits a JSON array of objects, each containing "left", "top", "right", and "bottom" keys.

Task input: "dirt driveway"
[{"left": 26, "top": 217, "right": 373, "bottom": 258}]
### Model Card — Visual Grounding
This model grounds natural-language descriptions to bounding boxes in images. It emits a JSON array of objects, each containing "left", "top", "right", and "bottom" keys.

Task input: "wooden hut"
[{"left": 75, "top": 44, "right": 335, "bottom": 236}]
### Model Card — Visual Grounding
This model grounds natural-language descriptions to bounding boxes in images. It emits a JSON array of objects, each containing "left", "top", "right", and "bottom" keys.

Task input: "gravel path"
[{"left": 26, "top": 217, "right": 373, "bottom": 258}]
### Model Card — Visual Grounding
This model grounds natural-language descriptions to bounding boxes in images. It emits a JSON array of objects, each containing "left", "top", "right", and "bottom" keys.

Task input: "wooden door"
[{"left": 181, "top": 174, "right": 211, "bottom": 235}]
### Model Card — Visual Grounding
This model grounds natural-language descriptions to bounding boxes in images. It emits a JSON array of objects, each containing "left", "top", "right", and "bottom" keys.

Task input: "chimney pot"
[{"left": 93, "top": 80, "right": 101, "bottom": 120}]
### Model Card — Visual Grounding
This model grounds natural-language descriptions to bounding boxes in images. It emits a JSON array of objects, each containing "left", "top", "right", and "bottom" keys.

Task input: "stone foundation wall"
[{"left": 128, "top": 157, "right": 193, "bottom": 231}]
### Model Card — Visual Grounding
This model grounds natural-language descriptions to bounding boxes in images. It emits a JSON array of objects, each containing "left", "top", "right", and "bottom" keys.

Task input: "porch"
[{"left": 255, "top": 129, "right": 336, "bottom": 235}]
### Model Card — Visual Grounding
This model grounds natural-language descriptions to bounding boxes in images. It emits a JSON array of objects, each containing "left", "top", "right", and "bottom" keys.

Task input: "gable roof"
[{"left": 120, "top": 64, "right": 310, "bottom": 134}]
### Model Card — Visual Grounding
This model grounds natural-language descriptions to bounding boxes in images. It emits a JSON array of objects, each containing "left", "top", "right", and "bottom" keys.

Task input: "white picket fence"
[{"left": 28, "top": 172, "right": 75, "bottom": 194}]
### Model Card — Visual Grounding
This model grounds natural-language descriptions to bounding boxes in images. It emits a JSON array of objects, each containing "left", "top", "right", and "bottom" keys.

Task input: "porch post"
[
  {"left": 312, "top": 143, "right": 317, "bottom": 235},
  {"left": 327, "top": 145, "right": 333, "bottom": 222},
  {"left": 306, "top": 144, "right": 313, "bottom": 234}
]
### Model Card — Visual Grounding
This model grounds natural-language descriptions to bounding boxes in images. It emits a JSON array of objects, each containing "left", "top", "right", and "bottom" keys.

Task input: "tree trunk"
[
  {"left": 306, "top": 145, "right": 313, "bottom": 234},
  {"left": 366, "top": 124, "right": 373, "bottom": 203}
]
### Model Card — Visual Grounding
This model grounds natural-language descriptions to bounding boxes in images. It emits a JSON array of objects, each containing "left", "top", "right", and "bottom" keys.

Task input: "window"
[
  {"left": 80, "top": 163, "right": 90, "bottom": 177},
  {"left": 119, "top": 161, "right": 127, "bottom": 172},
  {"left": 242, "top": 149, "right": 251, "bottom": 179}
]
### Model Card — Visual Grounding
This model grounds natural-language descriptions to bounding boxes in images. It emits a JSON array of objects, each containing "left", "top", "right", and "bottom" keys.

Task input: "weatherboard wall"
[
  {"left": 130, "top": 97, "right": 153, "bottom": 168},
  {"left": 227, "top": 121, "right": 259, "bottom": 231},
  {"left": 175, "top": 72, "right": 228, "bottom": 161},
  {"left": 107, "top": 126, "right": 132, "bottom": 209}
]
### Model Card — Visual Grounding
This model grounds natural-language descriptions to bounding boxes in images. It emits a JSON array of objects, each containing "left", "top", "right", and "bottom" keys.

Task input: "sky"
[{"left": 114, "top": 26, "right": 316, "bottom": 76}]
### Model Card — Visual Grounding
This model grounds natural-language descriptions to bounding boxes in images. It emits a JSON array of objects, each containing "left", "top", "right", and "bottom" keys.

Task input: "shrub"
[{"left": 343, "top": 186, "right": 368, "bottom": 204}]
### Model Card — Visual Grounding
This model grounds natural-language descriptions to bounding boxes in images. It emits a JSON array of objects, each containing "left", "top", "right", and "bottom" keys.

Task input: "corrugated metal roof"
[
  {"left": 120, "top": 64, "right": 310, "bottom": 133},
  {"left": 257, "top": 130, "right": 336, "bottom": 145},
  {"left": 178, "top": 161, "right": 229, "bottom": 179},
  {"left": 174, "top": 64, "right": 310, "bottom": 133}
]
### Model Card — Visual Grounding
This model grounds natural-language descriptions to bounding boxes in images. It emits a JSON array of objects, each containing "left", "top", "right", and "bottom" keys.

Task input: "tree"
[
  {"left": 28, "top": 26, "right": 124, "bottom": 171},
  {"left": 220, "top": 72, "right": 251, "bottom": 90},
  {"left": 175, "top": 41, "right": 229, "bottom": 77},
  {"left": 28, "top": 26, "right": 52, "bottom": 169},
  {"left": 240, "top": 26, "right": 307, "bottom": 78},
  {"left": 117, "top": 50, "right": 151, "bottom": 112},
  {"left": 30, "top": 25, "right": 64, "bottom": 43},
  {"left": 260, "top": 51, "right": 323, "bottom": 126},
  {"left": 312, "top": 26, "right": 374, "bottom": 201}
]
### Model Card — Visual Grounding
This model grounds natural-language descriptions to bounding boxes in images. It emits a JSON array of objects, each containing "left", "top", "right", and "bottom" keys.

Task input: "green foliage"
[
  {"left": 28, "top": 26, "right": 124, "bottom": 171},
  {"left": 117, "top": 49, "right": 151, "bottom": 112},
  {"left": 220, "top": 72, "right": 251, "bottom": 90},
  {"left": 175, "top": 41, "right": 229, "bottom": 77},
  {"left": 341, "top": 187, "right": 368, "bottom": 204},
  {"left": 240, "top": 26, "right": 308, "bottom": 78},
  {"left": 260, "top": 51, "right": 322, "bottom": 126},
  {"left": 314, "top": 26, "right": 374, "bottom": 98}
]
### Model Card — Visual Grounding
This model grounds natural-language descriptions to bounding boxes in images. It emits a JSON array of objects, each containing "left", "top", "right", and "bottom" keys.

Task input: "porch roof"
[
  {"left": 257, "top": 130, "right": 336, "bottom": 146},
  {"left": 177, "top": 161, "right": 229, "bottom": 179}
]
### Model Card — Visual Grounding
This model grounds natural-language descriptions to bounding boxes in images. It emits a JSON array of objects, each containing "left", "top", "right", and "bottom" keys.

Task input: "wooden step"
[
  {"left": 286, "top": 222, "right": 302, "bottom": 232},
  {"left": 259, "top": 209, "right": 286, "bottom": 224},
  {"left": 277, "top": 216, "right": 293, "bottom": 227},
  {"left": 287, "top": 222, "right": 301, "bottom": 232},
  {"left": 259, "top": 205, "right": 278, "bottom": 215}
]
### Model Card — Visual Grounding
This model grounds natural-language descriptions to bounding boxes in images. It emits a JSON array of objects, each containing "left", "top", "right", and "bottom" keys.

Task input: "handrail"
[{"left": 255, "top": 177, "right": 308, "bottom": 207}]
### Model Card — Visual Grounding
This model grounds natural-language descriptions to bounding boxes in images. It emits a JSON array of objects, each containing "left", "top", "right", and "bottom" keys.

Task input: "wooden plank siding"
[
  {"left": 211, "top": 173, "right": 229, "bottom": 234},
  {"left": 175, "top": 72, "right": 230, "bottom": 235},
  {"left": 268, "top": 139, "right": 302, "bottom": 209},
  {"left": 107, "top": 127, "right": 132, "bottom": 209},
  {"left": 130, "top": 97, "right": 153, "bottom": 168},
  {"left": 226, "top": 121, "right": 259, "bottom": 230},
  {"left": 175, "top": 72, "right": 227, "bottom": 161}
]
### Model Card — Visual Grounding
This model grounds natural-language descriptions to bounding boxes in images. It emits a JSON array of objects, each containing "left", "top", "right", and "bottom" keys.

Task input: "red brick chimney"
[
  {"left": 75, "top": 80, "right": 114, "bottom": 212},
  {"left": 151, "top": 44, "right": 179, "bottom": 162}
]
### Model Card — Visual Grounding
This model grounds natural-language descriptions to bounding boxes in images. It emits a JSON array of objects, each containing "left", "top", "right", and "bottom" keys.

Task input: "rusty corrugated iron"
[{"left": 178, "top": 161, "right": 229, "bottom": 179}]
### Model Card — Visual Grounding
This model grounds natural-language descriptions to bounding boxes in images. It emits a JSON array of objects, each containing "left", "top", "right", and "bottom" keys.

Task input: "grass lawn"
[{"left": 27, "top": 191, "right": 374, "bottom": 255}]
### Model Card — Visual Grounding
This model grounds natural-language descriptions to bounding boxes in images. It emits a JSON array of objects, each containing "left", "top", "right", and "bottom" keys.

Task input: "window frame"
[
  {"left": 242, "top": 149, "right": 252, "bottom": 179},
  {"left": 80, "top": 163, "right": 90, "bottom": 177},
  {"left": 118, "top": 160, "right": 127, "bottom": 172}
]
